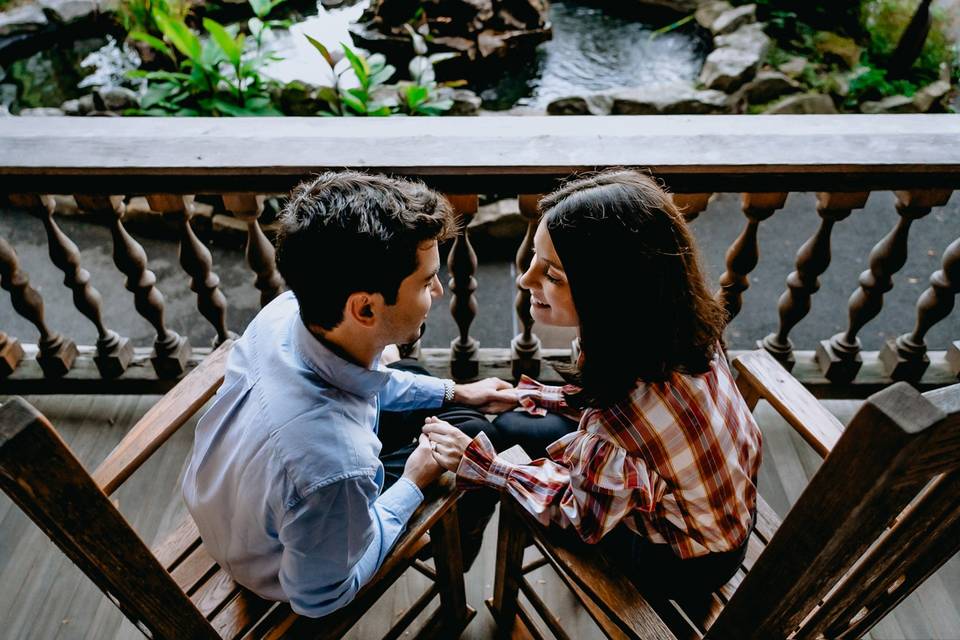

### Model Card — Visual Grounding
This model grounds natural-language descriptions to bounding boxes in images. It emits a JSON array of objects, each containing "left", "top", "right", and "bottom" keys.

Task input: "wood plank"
[
  {"left": 92, "top": 340, "right": 231, "bottom": 495},
  {"left": 733, "top": 350, "right": 844, "bottom": 456},
  {"left": 1, "top": 116, "right": 959, "bottom": 194}
]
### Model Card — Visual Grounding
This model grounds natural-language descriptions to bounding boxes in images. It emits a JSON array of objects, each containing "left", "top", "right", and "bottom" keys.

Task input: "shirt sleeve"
[
  {"left": 456, "top": 431, "right": 662, "bottom": 544},
  {"left": 378, "top": 366, "right": 446, "bottom": 412},
  {"left": 515, "top": 375, "right": 583, "bottom": 421},
  {"left": 277, "top": 475, "right": 423, "bottom": 617}
]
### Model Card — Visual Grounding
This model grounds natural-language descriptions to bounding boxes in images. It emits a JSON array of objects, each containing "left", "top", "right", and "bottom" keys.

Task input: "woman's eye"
[{"left": 545, "top": 272, "right": 561, "bottom": 284}]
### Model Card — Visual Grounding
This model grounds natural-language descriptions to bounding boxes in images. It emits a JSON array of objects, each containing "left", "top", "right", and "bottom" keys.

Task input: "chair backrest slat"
[
  {"left": 706, "top": 381, "right": 959, "bottom": 639},
  {"left": 0, "top": 397, "right": 219, "bottom": 640}
]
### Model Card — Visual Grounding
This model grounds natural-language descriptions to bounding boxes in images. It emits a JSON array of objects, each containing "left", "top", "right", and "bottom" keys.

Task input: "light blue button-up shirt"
[{"left": 182, "top": 291, "right": 447, "bottom": 617}]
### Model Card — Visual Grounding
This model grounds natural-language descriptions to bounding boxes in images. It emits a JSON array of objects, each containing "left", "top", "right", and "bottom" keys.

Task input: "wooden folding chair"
[
  {"left": 488, "top": 350, "right": 960, "bottom": 640},
  {"left": 0, "top": 340, "right": 475, "bottom": 639}
]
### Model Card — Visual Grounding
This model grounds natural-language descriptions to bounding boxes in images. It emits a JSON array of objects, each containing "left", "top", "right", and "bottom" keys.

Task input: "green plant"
[
  {"left": 246, "top": 0, "right": 291, "bottom": 59},
  {"left": 306, "top": 39, "right": 397, "bottom": 116},
  {"left": 127, "top": 4, "right": 282, "bottom": 115},
  {"left": 118, "top": 0, "right": 191, "bottom": 39},
  {"left": 861, "top": 0, "right": 955, "bottom": 83},
  {"left": 305, "top": 37, "right": 457, "bottom": 117},
  {"left": 843, "top": 55, "right": 920, "bottom": 108}
]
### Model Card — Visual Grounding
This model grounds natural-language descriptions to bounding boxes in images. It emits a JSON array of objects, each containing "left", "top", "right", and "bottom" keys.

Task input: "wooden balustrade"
[
  {"left": 0, "top": 235, "right": 77, "bottom": 377},
  {"left": 446, "top": 194, "right": 480, "bottom": 380},
  {"left": 220, "top": 194, "right": 284, "bottom": 307},
  {"left": 511, "top": 194, "right": 543, "bottom": 379},
  {"left": 145, "top": 194, "right": 234, "bottom": 347},
  {"left": 762, "top": 192, "right": 869, "bottom": 369},
  {"left": 718, "top": 192, "right": 788, "bottom": 320},
  {"left": 817, "top": 189, "right": 953, "bottom": 382},
  {"left": 0, "top": 115, "right": 957, "bottom": 393}
]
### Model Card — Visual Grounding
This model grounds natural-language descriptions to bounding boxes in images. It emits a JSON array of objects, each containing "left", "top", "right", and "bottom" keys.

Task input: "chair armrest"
[
  {"left": 92, "top": 340, "right": 233, "bottom": 495},
  {"left": 732, "top": 350, "right": 844, "bottom": 458}
]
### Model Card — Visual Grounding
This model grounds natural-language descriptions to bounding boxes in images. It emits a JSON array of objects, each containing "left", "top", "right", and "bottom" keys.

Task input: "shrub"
[{"left": 861, "top": 0, "right": 955, "bottom": 84}]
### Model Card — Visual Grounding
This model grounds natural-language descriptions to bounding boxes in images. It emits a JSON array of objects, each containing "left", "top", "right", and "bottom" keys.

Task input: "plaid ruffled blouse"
[{"left": 456, "top": 352, "right": 762, "bottom": 558}]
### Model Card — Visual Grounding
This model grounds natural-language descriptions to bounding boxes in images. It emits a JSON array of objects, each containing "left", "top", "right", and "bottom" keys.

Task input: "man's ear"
[{"left": 345, "top": 292, "right": 378, "bottom": 327}]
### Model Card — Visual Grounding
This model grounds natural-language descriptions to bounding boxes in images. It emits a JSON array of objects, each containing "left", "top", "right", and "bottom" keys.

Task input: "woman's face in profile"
[{"left": 518, "top": 222, "right": 579, "bottom": 328}]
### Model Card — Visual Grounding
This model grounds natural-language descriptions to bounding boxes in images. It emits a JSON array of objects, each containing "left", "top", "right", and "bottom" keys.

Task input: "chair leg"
[
  {"left": 428, "top": 502, "right": 471, "bottom": 636},
  {"left": 491, "top": 497, "right": 530, "bottom": 638}
]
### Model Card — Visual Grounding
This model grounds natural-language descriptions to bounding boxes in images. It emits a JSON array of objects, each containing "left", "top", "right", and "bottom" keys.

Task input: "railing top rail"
[{"left": 1, "top": 115, "right": 959, "bottom": 194}]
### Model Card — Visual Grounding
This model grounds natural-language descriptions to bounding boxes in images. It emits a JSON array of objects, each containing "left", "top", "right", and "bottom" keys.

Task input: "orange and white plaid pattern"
[{"left": 457, "top": 352, "right": 762, "bottom": 558}]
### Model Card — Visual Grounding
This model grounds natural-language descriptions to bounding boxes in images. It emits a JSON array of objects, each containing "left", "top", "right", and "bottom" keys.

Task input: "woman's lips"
[{"left": 531, "top": 296, "right": 550, "bottom": 308}]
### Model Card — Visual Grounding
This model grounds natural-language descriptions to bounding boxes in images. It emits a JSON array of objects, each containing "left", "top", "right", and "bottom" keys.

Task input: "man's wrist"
[{"left": 442, "top": 378, "right": 456, "bottom": 404}]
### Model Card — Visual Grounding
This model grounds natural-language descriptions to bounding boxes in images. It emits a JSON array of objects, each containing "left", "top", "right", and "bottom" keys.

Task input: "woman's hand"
[
  {"left": 422, "top": 417, "right": 474, "bottom": 472},
  {"left": 452, "top": 378, "right": 519, "bottom": 413}
]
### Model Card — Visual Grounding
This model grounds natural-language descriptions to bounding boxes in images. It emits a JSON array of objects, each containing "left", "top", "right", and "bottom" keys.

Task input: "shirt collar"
[{"left": 291, "top": 315, "right": 391, "bottom": 399}]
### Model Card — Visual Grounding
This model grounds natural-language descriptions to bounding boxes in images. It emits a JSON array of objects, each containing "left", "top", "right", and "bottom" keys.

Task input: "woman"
[{"left": 423, "top": 169, "right": 762, "bottom": 597}]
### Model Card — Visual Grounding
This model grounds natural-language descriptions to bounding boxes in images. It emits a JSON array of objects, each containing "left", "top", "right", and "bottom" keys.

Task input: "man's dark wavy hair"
[
  {"left": 542, "top": 169, "right": 728, "bottom": 409},
  {"left": 276, "top": 171, "right": 456, "bottom": 330}
]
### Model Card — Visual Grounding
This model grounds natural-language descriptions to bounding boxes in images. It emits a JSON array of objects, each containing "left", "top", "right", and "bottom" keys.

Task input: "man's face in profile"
[{"left": 381, "top": 240, "right": 443, "bottom": 345}]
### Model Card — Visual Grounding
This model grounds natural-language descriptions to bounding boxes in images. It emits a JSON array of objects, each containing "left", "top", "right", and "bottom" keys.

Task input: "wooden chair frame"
[
  {"left": 488, "top": 350, "right": 960, "bottom": 640},
  {"left": 0, "top": 340, "right": 476, "bottom": 639}
]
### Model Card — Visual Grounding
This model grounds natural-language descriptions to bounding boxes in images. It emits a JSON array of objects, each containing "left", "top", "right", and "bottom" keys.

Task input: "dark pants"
[
  {"left": 378, "top": 360, "right": 580, "bottom": 570},
  {"left": 601, "top": 521, "right": 752, "bottom": 599}
]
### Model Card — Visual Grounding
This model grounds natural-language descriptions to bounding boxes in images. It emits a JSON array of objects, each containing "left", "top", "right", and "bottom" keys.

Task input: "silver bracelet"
[{"left": 442, "top": 379, "right": 456, "bottom": 404}]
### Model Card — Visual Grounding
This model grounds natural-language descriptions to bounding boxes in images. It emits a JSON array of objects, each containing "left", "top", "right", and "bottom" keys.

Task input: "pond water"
[{"left": 4, "top": 0, "right": 708, "bottom": 111}]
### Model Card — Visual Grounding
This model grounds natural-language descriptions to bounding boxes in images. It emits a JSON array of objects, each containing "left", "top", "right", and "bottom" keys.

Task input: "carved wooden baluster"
[
  {"left": 9, "top": 193, "right": 133, "bottom": 378},
  {"left": 74, "top": 194, "right": 192, "bottom": 379},
  {"left": 761, "top": 192, "right": 868, "bottom": 369},
  {"left": 717, "top": 192, "right": 788, "bottom": 320},
  {"left": 446, "top": 194, "right": 480, "bottom": 380},
  {"left": 817, "top": 189, "right": 952, "bottom": 382},
  {"left": 221, "top": 193, "right": 284, "bottom": 307},
  {"left": 672, "top": 193, "right": 712, "bottom": 223},
  {"left": 511, "top": 194, "right": 542, "bottom": 380},
  {"left": 0, "top": 235, "right": 78, "bottom": 377},
  {"left": 146, "top": 194, "right": 233, "bottom": 347},
  {"left": 0, "top": 331, "right": 24, "bottom": 378},
  {"left": 879, "top": 235, "right": 960, "bottom": 381}
]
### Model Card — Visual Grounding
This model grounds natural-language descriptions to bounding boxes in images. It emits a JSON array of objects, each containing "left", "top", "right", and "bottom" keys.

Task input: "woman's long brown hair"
[{"left": 541, "top": 169, "right": 728, "bottom": 409}]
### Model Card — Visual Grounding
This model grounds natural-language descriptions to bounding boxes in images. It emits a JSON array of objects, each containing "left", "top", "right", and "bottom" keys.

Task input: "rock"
[
  {"left": 468, "top": 198, "right": 526, "bottom": 240},
  {"left": 860, "top": 95, "right": 919, "bottom": 114},
  {"left": 711, "top": 4, "right": 755, "bottom": 36},
  {"left": 813, "top": 32, "right": 861, "bottom": 69},
  {"left": 778, "top": 56, "right": 808, "bottom": 78},
  {"left": 447, "top": 88, "right": 482, "bottom": 115},
  {"left": 714, "top": 22, "right": 770, "bottom": 58},
  {"left": 547, "top": 96, "right": 590, "bottom": 115},
  {"left": 913, "top": 80, "right": 951, "bottom": 112},
  {"left": 18, "top": 107, "right": 66, "bottom": 116},
  {"left": 0, "top": 105, "right": 10, "bottom": 117},
  {"left": 695, "top": 1, "right": 732, "bottom": 30},
  {"left": 95, "top": 86, "right": 138, "bottom": 111},
  {"left": 632, "top": 0, "right": 700, "bottom": 12},
  {"left": 699, "top": 46, "right": 763, "bottom": 92},
  {"left": 60, "top": 98, "right": 82, "bottom": 115},
  {"left": 39, "top": 0, "right": 97, "bottom": 24},
  {"left": 276, "top": 81, "right": 322, "bottom": 116},
  {"left": 61, "top": 94, "right": 95, "bottom": 115},
  {"left": 477, "top": 29, "right": 547, "bottom": 58},
  {"left": 739, "top": 70, "right": 801, "bottom": 104},
  {"left": 764, "top": 92, "right": 837, "bottom": 114},
  {"left": 611, "top": 82, "right": 729, "bottom": 114},
  {"left": 0, "top": 4, "right": 48, "bottom": 36},
  {"left": 0, "top": 83, "right": 16, "bottom": 111}
]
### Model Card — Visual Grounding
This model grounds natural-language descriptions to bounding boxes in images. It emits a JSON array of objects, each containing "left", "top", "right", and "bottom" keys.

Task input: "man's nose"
[{"left": 431, "top": 276, "right": 443, "bottom": 298}]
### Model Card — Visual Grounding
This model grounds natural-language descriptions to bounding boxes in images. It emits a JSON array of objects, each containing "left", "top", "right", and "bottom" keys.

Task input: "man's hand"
[
  {"left": 453, "top": 377, "right": 519, "bottom": 413},
  {"left": 401, "top": 434, "right": 445, "bottom": 489},
  {"left": 422, "top": 417, "right": 474, "bottom": 472}
]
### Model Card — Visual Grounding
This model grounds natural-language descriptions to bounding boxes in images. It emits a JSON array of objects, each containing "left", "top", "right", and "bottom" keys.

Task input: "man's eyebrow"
[{"left": 425, "top": 267, "right": 441, "bottom": 280}]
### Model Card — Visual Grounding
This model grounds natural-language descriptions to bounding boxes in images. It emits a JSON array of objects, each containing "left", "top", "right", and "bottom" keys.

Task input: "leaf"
[
  {"left": 367, "top": 105, "right": 393, "bottom": 116},
  {"left": 347, "top": 87, "right": 369, "bottom": 103},
  {"left": 340, "top": 43, "right": 370, "bottom": 88},
  {"left": 248, "top": 0, "right": 271, "bottom": 19},
  {"left": 316, "top": 86, "right": 339, "bottom": 104},
  {"left": 405, "top": 84, "right": 429, "bottom": 108},
  {"left": 427, "top": 52, "right": 458, "bottom": 64},
  {"left": 141, "top": 82, "right": 179, "bottom": 108},
  {"left": 403, "top": 23, "right": 427, "bottom": 55},
  {"left": 304, "top": 34, "right": 335, "bottom": 68},
  {"left": 367, "top": 53, "right": 387, "bottom": 72},
  {"left": 128, "top": 31, "right": 175, "bottom": 62},
  {"left": 248, "top": 17, "right": 264, "bottom": 39},
  {"left": 408, "top": 56, "right": 434, "bottom": 85},
  {"left": 340, "top": 90, "right": 366, "bottom": 114},
  {"left": 153, "top": 9, "right": 202, "bottom": 62},
  {"left": 204, "top": 18, "right": 242, "bottom": 68},
  {"left": 369, "top": 64, "right": 396, "bottom": 87}
]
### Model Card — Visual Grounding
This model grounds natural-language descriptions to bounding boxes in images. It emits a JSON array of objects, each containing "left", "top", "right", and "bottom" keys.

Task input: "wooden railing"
[{"left": 0, "top": 115, "right": 958, "bottom": 397}]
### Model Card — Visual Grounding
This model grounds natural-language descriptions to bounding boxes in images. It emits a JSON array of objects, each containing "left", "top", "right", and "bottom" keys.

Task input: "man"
[{"left": 182, "top": 171, "right": 516, "bottom": 617}]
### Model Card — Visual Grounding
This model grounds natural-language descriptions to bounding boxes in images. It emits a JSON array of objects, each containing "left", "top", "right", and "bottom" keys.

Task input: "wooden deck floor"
[{"left": 1, "top": 394, "right": 958, "bottom": 639}]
